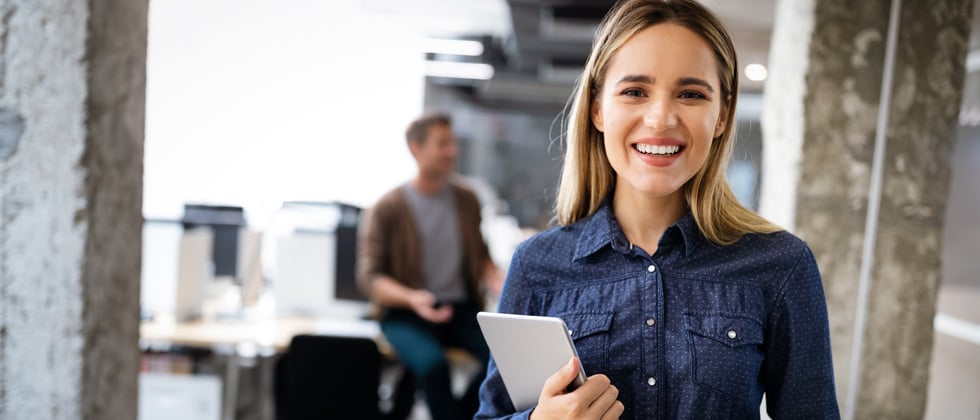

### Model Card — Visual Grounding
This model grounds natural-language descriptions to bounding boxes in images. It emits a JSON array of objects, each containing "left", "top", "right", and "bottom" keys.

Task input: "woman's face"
[{"left": 592, "top": 23, "right": 728, "bottom": 200}]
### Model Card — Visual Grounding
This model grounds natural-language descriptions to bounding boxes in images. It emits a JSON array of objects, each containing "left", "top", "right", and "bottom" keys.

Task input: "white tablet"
[{"left": 476, "top": 312, "right": 587, "bottom": 411}]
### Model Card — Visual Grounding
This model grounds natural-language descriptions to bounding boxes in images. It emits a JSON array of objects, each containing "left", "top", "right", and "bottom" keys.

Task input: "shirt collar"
[{"left": 572, "top": 199, "right": 701, "bottom": 261}]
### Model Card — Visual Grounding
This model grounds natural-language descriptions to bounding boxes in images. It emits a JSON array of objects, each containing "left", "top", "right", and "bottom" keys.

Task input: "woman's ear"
[
  {"left": 591, "top": 99, "right": 605, "bottom": 133},
  {"left": 713, "top": 99, "right": 730, "bottom": 138}
]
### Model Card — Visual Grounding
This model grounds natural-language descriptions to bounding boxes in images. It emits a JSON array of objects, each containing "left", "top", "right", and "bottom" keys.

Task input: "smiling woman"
[{"left": 476, "top": 1, "right": 840, "bottom": 419}]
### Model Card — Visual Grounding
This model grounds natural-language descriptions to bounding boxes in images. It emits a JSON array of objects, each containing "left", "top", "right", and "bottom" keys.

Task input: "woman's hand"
[{"left": 530, "top": 357, "right": 624, "bottom": 420}]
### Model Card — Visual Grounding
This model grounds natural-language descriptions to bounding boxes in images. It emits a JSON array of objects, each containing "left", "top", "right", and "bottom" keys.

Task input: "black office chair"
[{"left": 274, "top": 335, "right": 415, "bottom": 420}]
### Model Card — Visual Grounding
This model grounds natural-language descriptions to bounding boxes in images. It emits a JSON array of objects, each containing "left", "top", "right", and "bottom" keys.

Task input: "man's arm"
[
  {"left": 371, "top": 276, "right": 453, "bottom": 323},
  {"left": 356, "top": 203, "right": 452, "bottom": 323}
]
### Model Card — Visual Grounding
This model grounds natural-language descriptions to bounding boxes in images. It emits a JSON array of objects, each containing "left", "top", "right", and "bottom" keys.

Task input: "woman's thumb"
[{"left": 541, "top": 357, "right": 579, "bottom": 396}]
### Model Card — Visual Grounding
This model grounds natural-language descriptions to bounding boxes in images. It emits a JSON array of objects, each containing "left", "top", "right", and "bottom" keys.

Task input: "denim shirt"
[{"left": 476, "top": 202, "right": 840, "bottom": 419}]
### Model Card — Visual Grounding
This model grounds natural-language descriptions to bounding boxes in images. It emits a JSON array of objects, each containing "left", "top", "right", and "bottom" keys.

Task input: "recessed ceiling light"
[{"left": 745, "top": 63, "right": 768, "bottom": 82}]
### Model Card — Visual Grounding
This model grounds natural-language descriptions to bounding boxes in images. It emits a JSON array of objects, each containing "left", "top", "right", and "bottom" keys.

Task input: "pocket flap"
[
  {"left": 686, "top": 313, "right": 764, "bottom": 347},
  {"left": 560, "top": 312, "right": 614, "bottom": 340}
]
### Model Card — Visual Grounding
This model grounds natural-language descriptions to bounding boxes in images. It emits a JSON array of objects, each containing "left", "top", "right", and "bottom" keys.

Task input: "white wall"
[{"left": 144, "top": 0, "right": 425, "bottom": 222}]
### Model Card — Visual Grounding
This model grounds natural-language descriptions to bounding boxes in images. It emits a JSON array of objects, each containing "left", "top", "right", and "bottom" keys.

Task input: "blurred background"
[
  {"left": 0, "top": 0, "right": 977, "bottom": 419},
  {"left": 137, "top": 1, "right": 980, "bottom": 419}
]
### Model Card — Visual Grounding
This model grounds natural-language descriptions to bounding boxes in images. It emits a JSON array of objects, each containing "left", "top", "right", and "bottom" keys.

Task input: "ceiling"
[{"left": 365, "top": 0, "right": 979, "bottom": 121}]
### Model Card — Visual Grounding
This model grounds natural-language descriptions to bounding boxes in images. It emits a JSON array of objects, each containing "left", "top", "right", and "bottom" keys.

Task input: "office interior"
[{"left": 1, "top": 0, "right": 978, "bottom": 420}]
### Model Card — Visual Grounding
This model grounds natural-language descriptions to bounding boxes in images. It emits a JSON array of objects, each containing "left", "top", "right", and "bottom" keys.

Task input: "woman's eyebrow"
[
  {"left": 615, "top": 74, "right": 715, "bottom": 94},
  {"left": 677, "top": 77, "right": 715, "bottom": 93},
  {"left": 615, "top": 74, "right": 654, "bottom": 85}
]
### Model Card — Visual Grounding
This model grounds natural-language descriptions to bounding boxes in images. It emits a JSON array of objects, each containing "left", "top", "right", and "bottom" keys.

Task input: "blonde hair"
[{"left": 554, "top": 0, "right": 780, "bottom": 245}]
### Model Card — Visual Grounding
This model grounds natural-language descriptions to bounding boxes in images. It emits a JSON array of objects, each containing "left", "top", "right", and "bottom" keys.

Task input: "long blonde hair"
[{"left": 554, "top": 0, "right": 780, "bottom": 245}]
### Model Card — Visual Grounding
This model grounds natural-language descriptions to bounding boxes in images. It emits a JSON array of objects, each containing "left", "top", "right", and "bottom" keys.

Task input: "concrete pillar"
[
  {"left": 0, "top": 0, "right": 147, "bottom": 419},
  {"left": 760, "top": 0, "right": 973, "bottom": 418}
]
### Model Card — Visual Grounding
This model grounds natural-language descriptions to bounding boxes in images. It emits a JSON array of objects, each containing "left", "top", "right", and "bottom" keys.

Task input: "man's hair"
[{"left": 405, "top": 113, "right": 451, "bottom": 145}]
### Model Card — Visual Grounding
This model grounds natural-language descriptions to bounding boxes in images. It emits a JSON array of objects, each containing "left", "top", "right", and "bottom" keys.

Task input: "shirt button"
[
  {"left": 727, "top": 330, "right": 737, "bottom": 339},
  {"left": 646, "top": 318, "right": 656, "bottom": 326},
  {"left": 647, "top": 264, "right": 656, "bottom": 273},
  {"left": 647, "top": 377, "right": 657, "bottom": 386}
]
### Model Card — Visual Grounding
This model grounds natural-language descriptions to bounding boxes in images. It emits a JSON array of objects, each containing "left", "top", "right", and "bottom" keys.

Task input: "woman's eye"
[
  {"left": 679, "top": 90, "right": 707, "bottom": 100},
  {"left": 622, "top": 88, "right": 645, "bottom": 98}
]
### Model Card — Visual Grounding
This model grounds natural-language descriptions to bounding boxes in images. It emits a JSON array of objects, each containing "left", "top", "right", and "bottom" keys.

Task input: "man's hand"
[
  {"left": 409, "top": 289, "right": 453, "bottom": 324},
  {"left": 530, "top": 358, "right": 624, "bottom": 420}
]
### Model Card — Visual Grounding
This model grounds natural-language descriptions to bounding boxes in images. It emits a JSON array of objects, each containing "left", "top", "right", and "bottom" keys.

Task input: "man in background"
[{"left": 357, "top": 113, "right": 501, "bottom": 420}]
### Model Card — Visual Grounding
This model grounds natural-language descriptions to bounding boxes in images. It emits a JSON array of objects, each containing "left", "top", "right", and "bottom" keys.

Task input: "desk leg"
[
  {"left": 258, "top": 354, "right": 276, "bottom": 420},
  {"left": 222, "top": 355, "right": 241, "bottom": 420}
]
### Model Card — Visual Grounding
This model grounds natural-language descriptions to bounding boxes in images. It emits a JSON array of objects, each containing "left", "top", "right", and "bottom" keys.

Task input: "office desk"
[
  {"left": 140, "top": 315, "right": 479, "bottom": 420},
  {"left": 140, "top": 315, "right": 382, "bottom": 353},
  {"left": 139, "top": 315, "right": 384, "bottom": 420}
]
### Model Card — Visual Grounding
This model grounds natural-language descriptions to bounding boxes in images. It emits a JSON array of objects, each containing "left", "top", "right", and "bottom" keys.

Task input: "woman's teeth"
[{"left": 635, "top": 144, "right": 681, "bottom": 155}]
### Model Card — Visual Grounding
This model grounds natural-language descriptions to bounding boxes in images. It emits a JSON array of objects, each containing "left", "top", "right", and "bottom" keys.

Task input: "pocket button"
[{"left": 727, "top": 329, "right": 737, "bottom": 339}]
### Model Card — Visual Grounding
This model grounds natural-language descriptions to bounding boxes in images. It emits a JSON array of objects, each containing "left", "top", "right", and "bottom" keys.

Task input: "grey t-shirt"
[{"left": 402, "top": 183, "right": 467, "bottom": 303}]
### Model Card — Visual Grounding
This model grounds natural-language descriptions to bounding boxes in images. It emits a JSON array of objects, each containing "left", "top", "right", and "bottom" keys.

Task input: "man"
[{"left": 357, "top": 113, "right": 500, "bottom": 420}]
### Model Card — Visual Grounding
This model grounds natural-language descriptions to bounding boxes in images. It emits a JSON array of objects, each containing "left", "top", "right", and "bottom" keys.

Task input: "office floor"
[{"left": 924, "top": 284, "right": 980, "bottom": 420}]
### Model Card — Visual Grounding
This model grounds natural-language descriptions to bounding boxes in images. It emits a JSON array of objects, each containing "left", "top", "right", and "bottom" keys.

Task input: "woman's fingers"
[
  {"left": 540, "top": 357, "right": 581, "bottom": 398},
  {"left": 588, "top": 384, "right": 621, "bottom": 419},
  {"left": 532, "top": 365, "right": 623, "bottom": 420},
  {"left": 600, "top": 400, "right": 625, "bottom": 420}
]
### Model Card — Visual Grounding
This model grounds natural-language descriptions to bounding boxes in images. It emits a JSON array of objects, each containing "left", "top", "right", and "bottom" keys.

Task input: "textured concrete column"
[
  {"left": 0, "top": 0, "right": 147, "bottom": 419},
  {"left": 760, "top": 0, "right": 973, "bottom": 418}
]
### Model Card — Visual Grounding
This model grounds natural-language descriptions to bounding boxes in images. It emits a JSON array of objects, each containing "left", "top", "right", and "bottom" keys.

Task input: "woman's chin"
[{"left": 617, "top": 178, "right": 686, "bottom": 200}]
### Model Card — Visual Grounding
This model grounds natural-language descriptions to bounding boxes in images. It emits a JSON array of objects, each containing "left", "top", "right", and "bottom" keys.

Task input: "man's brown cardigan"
[{"left": 356, "top": 179, "right": 491, "bottom": 318}]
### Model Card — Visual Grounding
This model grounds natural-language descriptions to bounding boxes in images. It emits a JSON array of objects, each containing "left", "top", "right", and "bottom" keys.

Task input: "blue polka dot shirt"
[{"left": 476, "top": 200, "right": 840, "bottom": 419}]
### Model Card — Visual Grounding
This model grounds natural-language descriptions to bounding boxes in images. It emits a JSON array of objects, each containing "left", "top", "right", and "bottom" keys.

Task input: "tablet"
[{"left": 476, "top": 312, "right": 587, "bottom": 411}]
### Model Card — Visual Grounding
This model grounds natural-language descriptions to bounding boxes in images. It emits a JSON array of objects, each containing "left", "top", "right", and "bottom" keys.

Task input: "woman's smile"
[{"left": 631, "top": 137, "right": 686, "bottom": 167}]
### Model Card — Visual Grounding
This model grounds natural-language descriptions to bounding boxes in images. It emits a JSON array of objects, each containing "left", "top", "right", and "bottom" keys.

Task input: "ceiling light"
[
  {"left": 424, "top": 61, "right": 494, "bottom": 80},
  {"left": 421, "top": 39, "right": 484, "bottom": 57},
  {"left": 745, "top": 63, "right": 768, "bottom": 82}
]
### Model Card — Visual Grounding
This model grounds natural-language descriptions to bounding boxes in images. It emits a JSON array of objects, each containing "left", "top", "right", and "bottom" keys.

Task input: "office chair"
[{"left": 274, "top": 335, "right": 415, "bottom": 420}]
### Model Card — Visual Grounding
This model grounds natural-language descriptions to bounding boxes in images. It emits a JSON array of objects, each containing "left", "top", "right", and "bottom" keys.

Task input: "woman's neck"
[{"left": 612, "top": 184, "right": 686, "bottom": 255}]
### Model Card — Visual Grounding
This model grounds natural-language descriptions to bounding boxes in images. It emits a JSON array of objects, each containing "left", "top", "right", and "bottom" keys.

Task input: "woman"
[{"left": 476, "top": 0, "right": 839, "bottom": 419}]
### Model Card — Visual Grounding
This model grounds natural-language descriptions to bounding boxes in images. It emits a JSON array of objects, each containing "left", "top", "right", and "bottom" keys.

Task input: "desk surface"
[{"left": 140, "top": 315, "right": 382, "bottom": 353}]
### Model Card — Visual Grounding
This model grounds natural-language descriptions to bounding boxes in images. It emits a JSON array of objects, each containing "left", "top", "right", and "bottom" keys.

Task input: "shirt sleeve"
[
  {"left": 763, "top": 245, "right": 841, "bottom": 419},
  {"left": 463, "top": 187, "right": 493, "bottom": 266},
  {"left": 355, "top": 202, "right": 389, "bottom": 296},
  {"left": 475, "top": 242, "right": 537, "bottom": 420}
]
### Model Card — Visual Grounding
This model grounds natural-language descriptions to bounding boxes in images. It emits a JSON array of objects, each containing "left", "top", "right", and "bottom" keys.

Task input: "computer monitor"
[
  {"left": 273, "top": 201, "right": 369, "bottom": 317},
  {"left": 332, "top": 202, "right": 365, "bottom": 303},
  {"left": 181, "top": 204, "right": 245, "bottom": 281}
]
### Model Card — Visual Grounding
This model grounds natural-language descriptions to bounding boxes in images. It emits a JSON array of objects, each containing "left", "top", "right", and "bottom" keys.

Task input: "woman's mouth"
[{"left": 633, "top": 143, "right": 683, "bottom": 156}]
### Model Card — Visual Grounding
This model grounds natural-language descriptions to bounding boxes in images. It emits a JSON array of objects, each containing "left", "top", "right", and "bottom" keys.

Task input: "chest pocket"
[
  {"left": 560, "top": 312, "right": 614, "bottom": 376},
  {"left": 686, "top": 313, "right": 765, "bottom": 398}
]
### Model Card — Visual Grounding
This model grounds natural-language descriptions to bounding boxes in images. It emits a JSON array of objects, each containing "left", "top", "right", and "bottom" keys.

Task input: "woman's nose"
[{"left": 643, "top": 99, "right": 678, "bottom": 131}]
